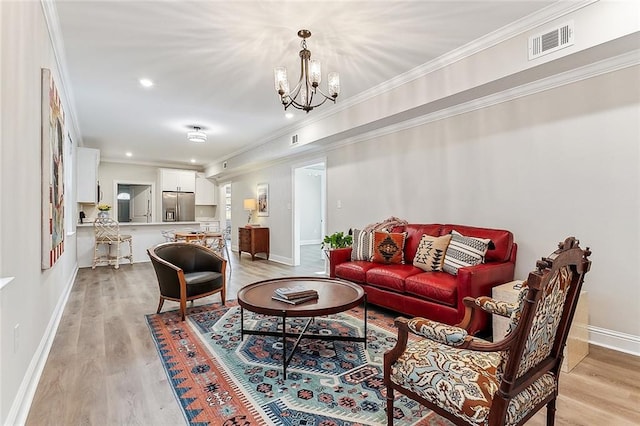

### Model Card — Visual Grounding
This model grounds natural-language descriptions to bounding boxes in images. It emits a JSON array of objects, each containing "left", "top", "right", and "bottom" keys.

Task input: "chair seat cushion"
[
  {"left": 390, "top": 338, "right": 558, "bottom": 425},
  {"left": 184, "top": 271, "right": 223, "bottom": 296},
  {"left": 390, "top": 338, "right": 501, "bottom": 424}
]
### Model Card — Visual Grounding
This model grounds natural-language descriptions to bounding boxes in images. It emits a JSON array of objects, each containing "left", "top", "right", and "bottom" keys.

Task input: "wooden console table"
[{"left": 238, "top": 227, "right": 269, "bottom": 260}]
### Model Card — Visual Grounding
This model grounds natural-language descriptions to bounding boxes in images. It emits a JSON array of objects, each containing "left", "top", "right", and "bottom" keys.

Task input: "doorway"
[
  {"left": 115, "top": 183, "right": 153, "bottom": 223},
  {"left": 292, "top": 160, "right": 326, "bottom": 271}
]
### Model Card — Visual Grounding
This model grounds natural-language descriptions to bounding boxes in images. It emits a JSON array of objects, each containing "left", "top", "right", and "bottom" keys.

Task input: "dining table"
[{"left": 173, "top": 231, "right": 222, "bottom": 242}]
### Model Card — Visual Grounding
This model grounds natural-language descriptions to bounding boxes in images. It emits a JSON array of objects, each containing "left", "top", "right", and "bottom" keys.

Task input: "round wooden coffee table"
[{"left": 237, "top": 277, "right": 367, "bottom": 378}]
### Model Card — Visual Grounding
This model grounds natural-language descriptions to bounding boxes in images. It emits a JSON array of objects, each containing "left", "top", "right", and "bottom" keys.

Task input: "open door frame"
[{"left": 291, "top": 158, "right": 326, "bottom": 266}]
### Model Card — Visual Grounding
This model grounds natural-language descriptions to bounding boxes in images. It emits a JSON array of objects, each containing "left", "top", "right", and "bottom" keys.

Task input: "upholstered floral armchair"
[{"left": 384, "top": 237, "right": 591, "bottom": 426}]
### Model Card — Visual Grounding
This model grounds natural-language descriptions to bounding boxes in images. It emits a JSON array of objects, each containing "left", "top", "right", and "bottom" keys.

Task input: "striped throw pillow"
[
  {"left": 351, "top": 229, "right": 374, "bottom": 261},
  {"left": 443, "top": 230, "right": 491, "bottom": 275}
]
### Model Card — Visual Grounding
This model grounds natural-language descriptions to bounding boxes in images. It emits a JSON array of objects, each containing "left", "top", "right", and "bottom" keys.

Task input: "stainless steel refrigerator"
[{"left": 162, "top": 191, "right": 195, "bottom": 222}]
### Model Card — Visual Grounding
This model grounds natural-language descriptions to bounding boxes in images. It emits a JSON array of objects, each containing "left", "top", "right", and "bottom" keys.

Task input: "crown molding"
[
  {"left": 40, "top": 0, "right": 83, "bottom": 145},
  {"left": 322, "top": 49, "right": 639, "bottom": 155},
  {"left": 100, "top": 158, "right": 203, "bottom": 171}
]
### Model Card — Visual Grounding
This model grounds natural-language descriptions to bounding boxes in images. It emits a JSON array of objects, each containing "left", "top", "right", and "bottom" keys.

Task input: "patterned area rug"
[{"left": 146, "top": 301, "right": 452, "bottom": 425}]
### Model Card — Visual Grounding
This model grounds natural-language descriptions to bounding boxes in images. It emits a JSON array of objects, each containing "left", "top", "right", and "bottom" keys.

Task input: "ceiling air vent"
[
  {"left": 528, "top": 21, "right": 574, "bottom": 60},
  {"left": 291, "top": 134, "right": 299, "bottom": 145},
  {"left": 222, "top": 161, "right": 227, "bottom": 169}
]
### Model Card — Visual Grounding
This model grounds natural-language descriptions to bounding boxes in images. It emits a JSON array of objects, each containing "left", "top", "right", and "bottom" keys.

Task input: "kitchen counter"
[
  {"left": 76, "top": 221, "right": 204, "bottom": 268},
  {"left": 77, "top": 221, "right": 201, "bottom": 227}
]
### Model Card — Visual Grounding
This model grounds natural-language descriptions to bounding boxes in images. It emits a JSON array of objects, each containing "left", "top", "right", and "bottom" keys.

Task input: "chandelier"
[{"left": 274, "top": 29, "right": 340, "bottom": 113}]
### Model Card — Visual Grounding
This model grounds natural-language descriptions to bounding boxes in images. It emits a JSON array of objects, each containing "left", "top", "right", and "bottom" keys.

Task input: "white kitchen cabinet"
[
  {"left": 77, "top": 147, "right": 100, "bottom": 203},
  {"left": 160, "top": 168, "right": 196, "bottom": 192},
  {"left": 195, "top": 173, "right": 217, "bottom": 205}
]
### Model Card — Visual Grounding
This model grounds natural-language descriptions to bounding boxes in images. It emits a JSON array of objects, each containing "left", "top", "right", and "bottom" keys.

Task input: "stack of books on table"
[{"left": 272, "top": 286, "right": 319, "bottom": 305}]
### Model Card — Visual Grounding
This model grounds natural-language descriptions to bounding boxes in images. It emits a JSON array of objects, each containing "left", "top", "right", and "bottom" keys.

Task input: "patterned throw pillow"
[
  {"left": 371, "top": 231, "right": 407, "bottom": 264},
  {"left": 443, "top": 230, "right": 491, "bottom": 275},
  {"left": 413, "top": 234, "right": 452, "bottom": 272},
  {"left": 351, "top": 229, "right": 374, "bottom": 261}
]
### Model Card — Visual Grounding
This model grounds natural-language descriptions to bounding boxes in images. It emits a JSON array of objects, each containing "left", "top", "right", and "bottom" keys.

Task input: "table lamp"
[{"left": 243, "top": 198, "right": 257, "bottom": 224}]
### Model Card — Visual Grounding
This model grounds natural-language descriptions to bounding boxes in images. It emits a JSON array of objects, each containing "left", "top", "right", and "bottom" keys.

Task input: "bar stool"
[{"left": 92, "top": 218, "right": 133, "bottom": 269}]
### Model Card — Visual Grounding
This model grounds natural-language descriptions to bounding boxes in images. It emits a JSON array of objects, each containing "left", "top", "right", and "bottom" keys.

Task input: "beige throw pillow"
[{"left": 413, "top": 234, "right": 452, "bottom": 272}]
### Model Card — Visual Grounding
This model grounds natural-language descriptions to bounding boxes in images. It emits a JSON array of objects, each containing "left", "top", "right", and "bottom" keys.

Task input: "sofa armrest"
[
  {"left": 457, "top": 261, "right": 516, "bottom": 299},
  {"left": 328, "top": 247, "right": 353, "bottom": 278},
  {"left": 456, "top": 261, "right": 516, "bottom": 334}
]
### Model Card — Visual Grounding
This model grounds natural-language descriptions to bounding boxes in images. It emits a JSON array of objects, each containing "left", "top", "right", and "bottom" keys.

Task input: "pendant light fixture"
[
  {"left": 187, "top": 126, "right": 206, "bottom": 143},
  {"left": 274, "top": 29, "right": 340, "bottom": 113}
]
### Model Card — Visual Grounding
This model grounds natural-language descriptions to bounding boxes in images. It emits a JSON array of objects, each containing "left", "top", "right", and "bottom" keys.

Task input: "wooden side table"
[
  {"left": 492, "top": 280, "right": 589, "bottom": 373},
  {"left": 238, "top": 226, "right": 269, "bottom": 260}
]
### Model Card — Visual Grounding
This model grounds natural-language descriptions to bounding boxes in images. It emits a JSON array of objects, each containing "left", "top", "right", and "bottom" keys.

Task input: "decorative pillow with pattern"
[
  {"left": 371, "top": 231, "right": 408, "bottom": 264},
  {"left": 443, "top": 230, "right": 491, "bottom": 275},
  {"left": 351, "top": 229, "right": 374, "bottom": 261},
  {"left": 413, "top": 234, "right": 452, "bottom": 272}
]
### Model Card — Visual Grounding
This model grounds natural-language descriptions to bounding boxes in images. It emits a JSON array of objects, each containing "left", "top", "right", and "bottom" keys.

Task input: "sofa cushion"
[
  {"left": 366, "top": 264, "right": 422, "bottom": 294},
  {"left": 372, "top": 231, "right": 407, "bottom": 264},
  {"left": 443, "top": 230, "right": 491, "bottom": 276},
  {"left": 403, "top": 224, "right": 443, "bottom": 264},
  {"left": 441, "top": 224, "right": 513, "bottom": 263},
  {"left": 335, "top": 261, "right": 377, "bottom": 283},
  {"left": 413, "top": 234, "right": 452, "bottom": 272},
  {"left": 351, "top": 229, "right": 374, "bottom": 261},
  {"left": 405, "top": 272, "right": 458, "bottom": 307}
]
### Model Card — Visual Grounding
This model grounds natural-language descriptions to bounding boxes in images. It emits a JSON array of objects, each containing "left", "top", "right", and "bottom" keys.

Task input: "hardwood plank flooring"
[{"left": 26, "top": 245, "right": 640, "bottom": 425}]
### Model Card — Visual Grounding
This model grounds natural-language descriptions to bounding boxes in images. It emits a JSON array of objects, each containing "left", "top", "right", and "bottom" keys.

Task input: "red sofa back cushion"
[
  {"left": 440, "top": 224, "right": 514, "bottom": 263},
  {"left": 402, "top": 224, "right": 443, "bottom": 263}
]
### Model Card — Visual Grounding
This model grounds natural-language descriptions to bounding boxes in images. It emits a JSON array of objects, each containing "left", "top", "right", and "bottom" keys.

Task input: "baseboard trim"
[
  {"left": 6, "top": 264, "right": 79, "bottom": 426},
  {"left": 589, "top": 325, "right": 640, "bottom": 356}
]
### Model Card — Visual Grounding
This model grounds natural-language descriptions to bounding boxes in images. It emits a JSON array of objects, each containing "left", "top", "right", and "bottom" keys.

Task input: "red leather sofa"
[{"left": 329, "top": 224, "right": 517, "bottom": 335}]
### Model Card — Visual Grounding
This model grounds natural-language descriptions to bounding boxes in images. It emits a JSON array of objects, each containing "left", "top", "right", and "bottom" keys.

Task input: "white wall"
[
  {"left": 230, "top": 163, "right": 293, "bottom": 264},
  {"left": 328, "top": 67, "right": 639, "bottom": 346},
  {"left": 0, "top": 2, "right": 80, "bottom": 424}
]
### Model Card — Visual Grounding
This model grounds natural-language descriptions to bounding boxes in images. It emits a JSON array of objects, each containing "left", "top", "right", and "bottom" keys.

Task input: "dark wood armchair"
[
  {"left": 384, "top": 237, "right": 591, "bottom": 425},
  {"left": 147, "top": 242, "right": 227, "bottom": 320}
]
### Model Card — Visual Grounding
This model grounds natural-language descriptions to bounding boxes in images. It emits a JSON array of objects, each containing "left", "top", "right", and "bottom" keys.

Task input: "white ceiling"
[{"left": 53, "top": 1, "right": 557, "bottom": 169}]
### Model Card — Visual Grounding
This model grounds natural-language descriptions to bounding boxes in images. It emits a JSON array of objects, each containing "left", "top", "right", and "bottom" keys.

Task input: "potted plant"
[
  {"left": 322, "top": 231, "right": 352, "bottom": 258},
  {"left": 97, "top": 203, "right": 111, "bottom": 218}
]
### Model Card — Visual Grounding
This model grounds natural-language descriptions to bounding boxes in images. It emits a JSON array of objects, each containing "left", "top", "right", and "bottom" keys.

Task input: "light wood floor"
[{"left": 26, "top": 246, "right": 640, "bottom": 425}]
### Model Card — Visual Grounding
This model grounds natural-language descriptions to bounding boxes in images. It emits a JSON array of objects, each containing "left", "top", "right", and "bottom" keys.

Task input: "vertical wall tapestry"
[{"left": 41, "top": 68, "right": 65, "bottom": 269}]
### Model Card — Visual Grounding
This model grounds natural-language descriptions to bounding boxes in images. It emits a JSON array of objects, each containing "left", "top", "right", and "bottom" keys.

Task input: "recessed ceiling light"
[
  {"left": 190, "top": 159, "right": 196, "bottom": 163},
  {"left": 125, "top": 152, "right": 133, "bottom": 157},
  {"left": 139, "top": 78, "right": 154, "bottom": 88},
  {"left": 285, "top": 112, "right": 294, "bottom": 119}
]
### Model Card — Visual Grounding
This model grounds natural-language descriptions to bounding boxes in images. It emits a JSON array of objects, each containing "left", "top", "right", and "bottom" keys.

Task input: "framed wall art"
[
  {"left": 257, "top": 183, "right": 269, "bottom": 217},
  {"left": 41, "top": 68, "right": 66, "bottom": 269}
]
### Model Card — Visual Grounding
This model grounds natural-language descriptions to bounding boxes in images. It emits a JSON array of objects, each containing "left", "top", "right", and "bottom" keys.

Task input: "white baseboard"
[
  {"left": 588, "top": 325, "right": 640, "bottom": 356},
  {"left": 6, "top": 264, "right": 78, "bottom": 426}
]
